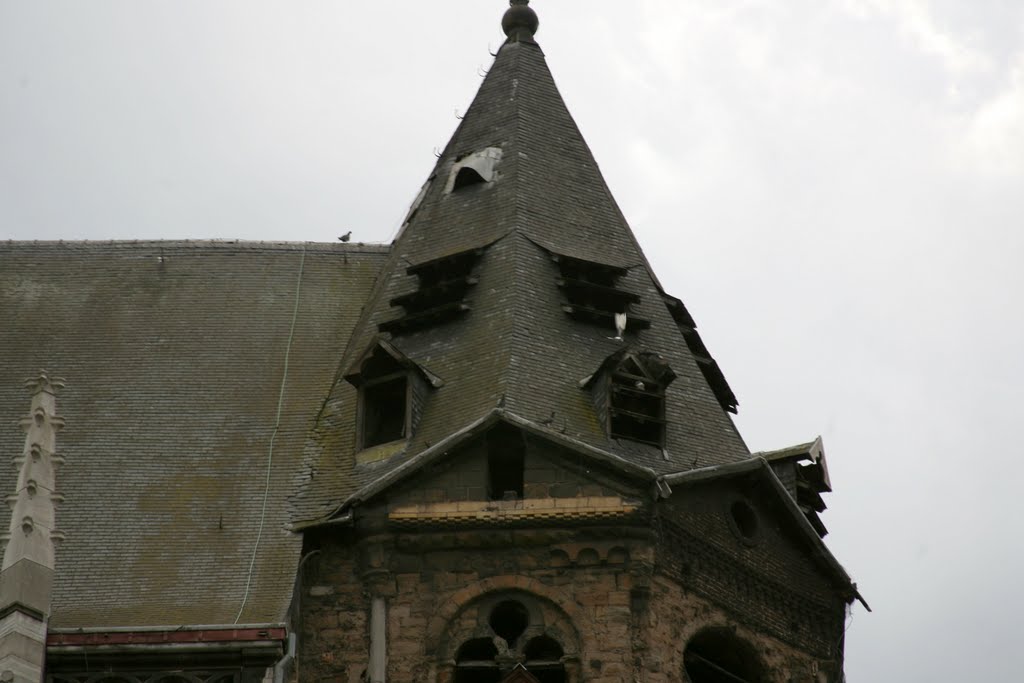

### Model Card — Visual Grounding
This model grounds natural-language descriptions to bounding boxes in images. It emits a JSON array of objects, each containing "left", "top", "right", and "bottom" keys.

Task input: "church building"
[{"left": 0, "top": 2, "right": 864, "bottom": 682}]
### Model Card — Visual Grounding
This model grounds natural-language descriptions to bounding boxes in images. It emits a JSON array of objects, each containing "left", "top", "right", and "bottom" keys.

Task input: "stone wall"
[
  {"left": 294, "top": 433, "right": 847, "bottom": 683},
  {"left": 296, "top": 522, "right": 841, "bottom": 683}
]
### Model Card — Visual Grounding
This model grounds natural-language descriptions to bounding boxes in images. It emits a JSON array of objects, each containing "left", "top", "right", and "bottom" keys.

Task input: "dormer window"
[
  {"left": 361, "top": 372, "right": 408, "bottom": 448},
  {"left": 380, "top": 247, "right": 483, "bottom": 335},
  {"left": 344, "top": 340, "right": 444, "bottom": 451},
  {"left": 446, "top": 147, "right": 503, "bottom": 193},
  {"left": 583, "top": 350, "right": 675, "bottom": 448},
  {"left": 552, "top": 254, "right": 649, "bottom": 334}
]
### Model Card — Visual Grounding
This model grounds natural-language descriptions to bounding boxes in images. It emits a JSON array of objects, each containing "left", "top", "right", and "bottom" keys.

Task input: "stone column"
[{"left": 0, "top": 372, "right": 66, "bottom": 683}]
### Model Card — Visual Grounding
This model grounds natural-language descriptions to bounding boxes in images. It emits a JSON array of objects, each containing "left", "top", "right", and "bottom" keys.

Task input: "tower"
[
  {"left": 290, "top": 3, "right": 862, "bottom": 683},
  {"left": 0, "top": 2, "right": 862, "bottom": 682}
]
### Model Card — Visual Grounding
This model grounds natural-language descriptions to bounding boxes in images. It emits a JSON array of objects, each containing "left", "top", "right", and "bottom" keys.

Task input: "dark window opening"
[
  {"left": 489, "top": 600, "right": 529, "bottom": 648},
  {"left": 524, "top": 636, "right": 565, "bottom": 683},
  {"left": 454, "top": 602, "right": 567, "bottom": 683},
  {"left": 609, "top": 373, "right": 664, "bottom": 446},
  {"left": 554, "top": 255, "right": 649, "bottom": 334},
  {"left": 455, "top": 638, "right": 501, "bottom": 683},
  {"left": 458, "top": 638, "right": 500, "bottom": 663},
  {"left": 361, "top": 375, "right": 408, "bottom": 448},
  {"left": 453, "top": 166, "right": 487, "bottom": 191},
  {"left": 381, "top": 248, "right": 483, "bottom": 335},
  {"left": 486, "top": 424, "right": 525, "bottom": 500},
  {"left": 607, "top": 353, "right": 673, "bottom": 448},
  {"left": 683, "top": 630, "right": 762, "bottom": 683},
  {"left": 729, "top": 500, "right": 759, "bottom": 540}
]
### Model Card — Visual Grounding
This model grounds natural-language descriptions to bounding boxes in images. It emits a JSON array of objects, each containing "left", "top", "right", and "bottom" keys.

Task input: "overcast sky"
[{"left": 2, "top": 1, "right": 1022, "bottom": 680}]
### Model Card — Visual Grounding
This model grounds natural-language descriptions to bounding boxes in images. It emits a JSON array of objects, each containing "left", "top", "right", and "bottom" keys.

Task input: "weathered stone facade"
[{"left": 295, "top": 435, "right": 849, "bottom": 683}]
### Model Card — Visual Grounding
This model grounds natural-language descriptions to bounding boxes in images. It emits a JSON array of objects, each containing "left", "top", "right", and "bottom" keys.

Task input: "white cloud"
[
  {"left": 840, "top": 0, "right": 993, "bottom": 77},
  {"left": 957, "top": 49, "right": 1024, "bottom": 174}
]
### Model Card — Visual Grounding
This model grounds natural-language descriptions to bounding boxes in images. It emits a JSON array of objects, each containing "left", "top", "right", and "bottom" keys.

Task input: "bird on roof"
[
  {"left": 609, "top": 312, "right": 627, "bottom": 342},
  {"left": 339, "top": 231, "right": 352, "bottom": 242}
]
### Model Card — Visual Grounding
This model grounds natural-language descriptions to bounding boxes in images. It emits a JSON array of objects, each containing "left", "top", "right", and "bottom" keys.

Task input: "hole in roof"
[{"left": 453, "top": 166, "right": 487, "bottom": 190}]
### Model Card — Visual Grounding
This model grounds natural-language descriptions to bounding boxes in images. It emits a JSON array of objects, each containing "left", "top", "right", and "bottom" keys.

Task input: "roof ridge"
[{"left": 0, "top": 239, "right": 391, "bottom": 252}]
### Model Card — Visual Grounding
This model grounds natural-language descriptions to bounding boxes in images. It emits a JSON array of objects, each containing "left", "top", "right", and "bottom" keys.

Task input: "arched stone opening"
[
  {"left": 683, "top": 628, "right": 764, "bottom": 683},
  {"left": 438, "top": 591, "right": 579, "bottom": 683}
]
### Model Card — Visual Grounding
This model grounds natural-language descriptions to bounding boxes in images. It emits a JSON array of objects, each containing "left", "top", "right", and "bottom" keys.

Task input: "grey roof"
[
  {"left": 291, "top": 31, "right": 749, "bottom": 524},
  {"left": 0, "top": 240, "right": 387, "bottom": 627},
  {"left": 0, "top": 4, "right": 757, "bottom": 629}
]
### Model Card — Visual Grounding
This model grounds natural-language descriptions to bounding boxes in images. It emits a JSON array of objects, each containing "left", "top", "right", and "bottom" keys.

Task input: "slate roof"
[
  {"left": 0, "top": 1, "right": 755, "bottom": 629},
  {"left": 291, "top": 20, "right": 749, "bottom": 524},
  {"left": 0, "top": 240, "right": 387, "bottom": 627}
]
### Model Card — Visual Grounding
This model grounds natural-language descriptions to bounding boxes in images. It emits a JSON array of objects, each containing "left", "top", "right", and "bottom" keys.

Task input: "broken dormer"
[
  {"left": 344, "top": 340, "right": 443, "bottom": 451},
  {"left": 583, "top": 350, "right": 676, "bottom": 447},
  {"left": 755, "top": 437, "right": 833, "bottom": 537},
  {"left": 380, "top": 247, "right": 484, "bottom": 335},
  {"left": 553, "top": 253, "right": 649, "bottom": 335},
  {"left": 446, "top": 147, "right": 503, "bottom": 193},
  {"left": 662, "top": 292, "right": 738, "bottom": 414}
]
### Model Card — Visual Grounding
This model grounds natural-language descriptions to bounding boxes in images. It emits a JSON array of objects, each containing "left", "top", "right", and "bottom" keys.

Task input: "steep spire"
[
  {"left": 297, "top": 3, "right": 748, "bottom": 521},
  {"left": 0, "top": 371, "right": 65, "bottom": 683}
]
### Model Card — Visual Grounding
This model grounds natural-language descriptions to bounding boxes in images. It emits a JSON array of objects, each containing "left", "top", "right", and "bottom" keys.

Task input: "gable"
[
  {"left": 654, "top": 475, "right": 852, "bottom": 658},
  {"left": 381, "top": 423, "right": 649, "bottom": 529}
]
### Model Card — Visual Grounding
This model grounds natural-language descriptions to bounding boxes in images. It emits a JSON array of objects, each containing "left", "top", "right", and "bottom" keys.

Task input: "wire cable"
[{"left": 235, "top": 243, "right": 307, "bottom": 624}]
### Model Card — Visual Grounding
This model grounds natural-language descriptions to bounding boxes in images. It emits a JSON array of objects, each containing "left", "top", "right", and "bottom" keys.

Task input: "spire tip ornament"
[{"left": 502, "top": 0, "right": 539, "bottom": 42}]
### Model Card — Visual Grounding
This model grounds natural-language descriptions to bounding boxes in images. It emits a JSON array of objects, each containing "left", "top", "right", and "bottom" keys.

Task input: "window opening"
[
  {"left": 489, "top": 601, "right": 529, "bottom": 648},
  {"left": 554, "top": 255, "right": 649, "bottom": 334},
  {"left": 453, "top": 166, "right": 487, "bottom": 190},
  {"left": 380, "top": 248, "right": 483, "bottom": 335},
  {"left": 456, "top": 639, "right": 501, "bottom": 683},
  {"left": 453, "top": 597, "right": 570, "bottom": 683},
  {"left": 486, "top": 424, "right": 525, "bottom": 500},
  {"left": 683, "top": 629, "right": 762, "bottom": 683},
  {"left": 729, "top": 500, "right": 759, "bottom": 541},
  {"left": 446, "top": 147, "right": 502, "bottom": 193},
  {"left": 355, "top": 346, "right": 411, "bottom": 449},
  {"left": 608, "top": 353, "right": 673, "bottom": 447},
  {"left": 362, "top": 375, "right": 407, "bottom": 447},
  {"left": 524, "top": 637, "right": 565, "bottom": 683}
]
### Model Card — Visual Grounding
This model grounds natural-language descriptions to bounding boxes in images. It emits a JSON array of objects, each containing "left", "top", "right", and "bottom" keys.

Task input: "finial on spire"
[{"left": 502, "top": 0, "right": 539, "bottom": 43}]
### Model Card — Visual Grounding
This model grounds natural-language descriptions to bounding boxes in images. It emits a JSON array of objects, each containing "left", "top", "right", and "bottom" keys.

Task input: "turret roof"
[{"left": 291, "top": 2, "right": 749, "bottom": 523}]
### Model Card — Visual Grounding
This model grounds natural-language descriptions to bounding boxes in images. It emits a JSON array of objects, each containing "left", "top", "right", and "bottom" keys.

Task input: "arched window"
[
  {"left": 455, "top": 638, "right": 501, "bottom": 683},
  {"left": 523, "top": 636, "right": 565, "bottom": 683},
  {"left": 683, "top": 628, "right": 763, "bottom": 683},
  {"left": 452, "top": 598, "right": 567, "bottom": 683}
]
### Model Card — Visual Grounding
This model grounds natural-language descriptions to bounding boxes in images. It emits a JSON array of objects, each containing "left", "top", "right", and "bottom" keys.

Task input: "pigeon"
[
  {"left": 607, "top": 312, "right": 628, "bottom": 341},
  {"left": 339, "top": 231, "right": 352, "bottom": 242}
]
